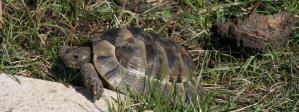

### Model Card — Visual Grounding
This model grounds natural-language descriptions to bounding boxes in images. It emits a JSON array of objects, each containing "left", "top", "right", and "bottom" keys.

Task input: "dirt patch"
[{"left": 212, "top": 11, "right": 296, "bottom": 53}]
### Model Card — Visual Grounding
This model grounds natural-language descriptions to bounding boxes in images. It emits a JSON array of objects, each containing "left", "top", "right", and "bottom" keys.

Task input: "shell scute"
[{"left": 94, "top": 27, "right": 203, "bottom": 99}]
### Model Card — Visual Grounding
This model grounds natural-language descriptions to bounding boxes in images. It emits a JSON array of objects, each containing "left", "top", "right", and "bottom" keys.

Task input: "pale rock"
[{"left": 0, "top": 73, "right": 121, "bottom": 112}]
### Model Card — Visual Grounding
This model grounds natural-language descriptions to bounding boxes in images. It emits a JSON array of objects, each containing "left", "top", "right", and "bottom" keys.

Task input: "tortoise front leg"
[{"left": 81, "top": 63, "right": 104, "bottom": 102}]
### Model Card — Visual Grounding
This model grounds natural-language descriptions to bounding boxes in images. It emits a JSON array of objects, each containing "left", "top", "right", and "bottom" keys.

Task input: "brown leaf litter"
[{"left": 212, "top": 11, "right": 296, "bottom": 53}]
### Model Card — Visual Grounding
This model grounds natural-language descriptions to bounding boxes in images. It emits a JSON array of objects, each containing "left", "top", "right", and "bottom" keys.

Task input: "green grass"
[{"left": 0, "top": 0, "right": 298, "bottom": 111}]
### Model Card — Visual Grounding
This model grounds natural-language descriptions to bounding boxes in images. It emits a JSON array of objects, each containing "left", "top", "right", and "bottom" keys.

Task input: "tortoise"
[{"left": 58, "top": 27, "right": 205, "bottom": 102}]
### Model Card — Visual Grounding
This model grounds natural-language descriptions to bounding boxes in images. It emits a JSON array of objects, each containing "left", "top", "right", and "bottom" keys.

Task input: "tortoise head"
[{"left": 58, "top": 46, "right": 91, "bottom": 69}]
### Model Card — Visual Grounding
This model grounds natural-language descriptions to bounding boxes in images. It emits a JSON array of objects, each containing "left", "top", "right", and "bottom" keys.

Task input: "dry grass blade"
[
  {"left": 230, "top": 103, "right": 258, "bottom": 112},
  {"left": 0, "top": 0, "right": 4, "bottom": 28},
  {"left": 118, "top": 0, "right": 127, "bottom": 21},
  {"left": 157, "top": 9, "right": 180, "bottom": 34}
]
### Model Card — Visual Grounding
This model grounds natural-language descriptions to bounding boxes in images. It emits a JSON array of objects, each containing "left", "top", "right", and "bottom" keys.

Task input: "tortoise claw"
[{"left": 81, "top": 63, "right": 104, "bottom": 102}]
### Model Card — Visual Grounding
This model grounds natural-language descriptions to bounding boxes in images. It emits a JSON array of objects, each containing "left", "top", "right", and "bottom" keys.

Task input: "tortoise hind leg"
[
  {"left": 184, "top": 77, "right": 206, "bottom": 103},
  {"left": 81, "top": 63, "right": 104, "bottom": 102}
]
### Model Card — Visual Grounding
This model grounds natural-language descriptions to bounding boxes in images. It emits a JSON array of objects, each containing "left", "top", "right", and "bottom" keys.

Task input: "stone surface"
[{"left": 0, "top": 73, "right": 120, "bottom": 112}]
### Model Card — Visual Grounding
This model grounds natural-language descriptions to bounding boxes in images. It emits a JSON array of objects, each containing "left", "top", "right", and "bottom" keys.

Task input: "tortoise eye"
[
  {"left": 127, "top": 38, "right": 135, "bottom": 43},
  {"left": 73, "top": 55, "right": 79, "bottom": 59},
  {"left": 123, "top": 44, "right": 133, "bottom": 52}
]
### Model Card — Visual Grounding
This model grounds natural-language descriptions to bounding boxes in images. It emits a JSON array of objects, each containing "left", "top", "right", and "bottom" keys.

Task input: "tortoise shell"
[{"left": 59, "top": 27, "right": 205, "bottom": 101}]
